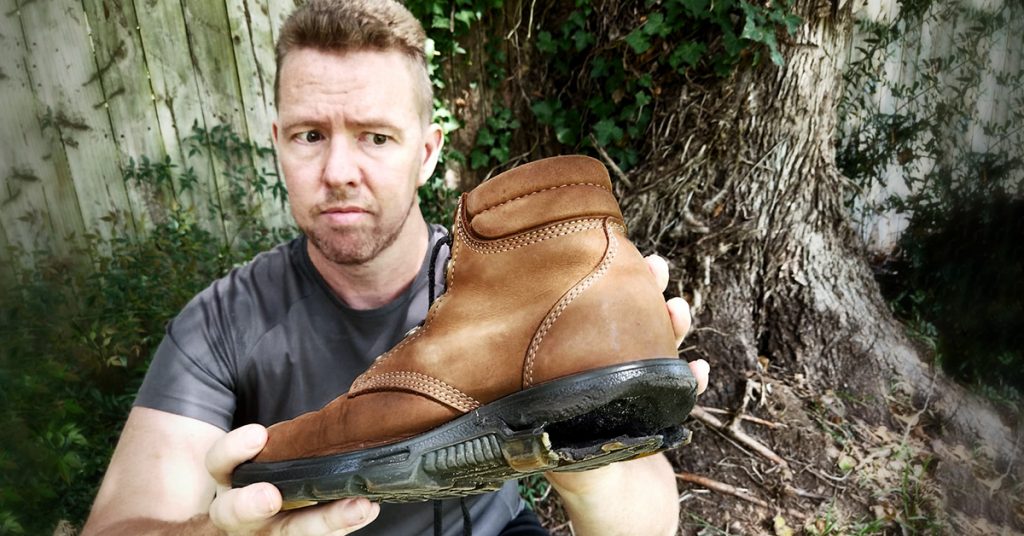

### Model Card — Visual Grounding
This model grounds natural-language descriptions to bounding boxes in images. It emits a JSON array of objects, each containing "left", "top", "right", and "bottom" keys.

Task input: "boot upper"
[{"left": 255, "top": 155, "right": 677, "bottom": 462}]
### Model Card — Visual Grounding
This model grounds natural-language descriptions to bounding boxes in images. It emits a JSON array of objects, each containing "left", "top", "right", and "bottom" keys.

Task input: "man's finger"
[
  {"left": 667, "top": 297, "right": 692, "bottom": 347},
  {"left": 206, "top": 424, "right": 267, "bottom": 486},
  {"left": 277, "top": 498, "right": 380, "bottom": 536},
  {"left": 644, "top": 254, "right": 670, "bottom": 292},
  {"left": 688, "top": 359, "right": 710, "bottom": 395},
  {"left": 208, "top": 483, "right": 281, "bottom": 531}
]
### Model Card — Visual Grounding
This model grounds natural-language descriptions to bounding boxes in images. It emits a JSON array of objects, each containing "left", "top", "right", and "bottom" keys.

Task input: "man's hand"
[
  {"left": 542, "top": 254, "right": 710, "bottom": 536},
  {"left": 644, "top": 254, "right": 710, "bottom": 391},
  {"left": 207, "top": 425, "right": 380, "bottom": 535}
]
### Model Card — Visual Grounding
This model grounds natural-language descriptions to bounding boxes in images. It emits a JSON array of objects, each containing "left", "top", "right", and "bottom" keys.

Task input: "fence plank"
[
  {"left": 80, "top": 0, "right": 168, "bottom": 228},
  {"left": 0, "top": 0, "right": 288, "bottom": 265},
  {"left": 19, "top": 0, "right": 135, "bottom": 243},
  {"left": 844, "top": 0, "right": 1024, "bottom": 250},
  {"left": 225, "top": 0, "right": 290, "bottom": 229},
  {"left": 133, "top": 0, "right": 229, "bottom": 241},
  {"left": 0, "top": 2, "right": 64, "bottom": 258},
  {"left": 265, "top": 0, "right": 301, "bottom": 230},
  {"left": 179, "top": 0, "right": 256, "bottom": 245},
  {"left": 267, "top": 0, "right": 298, "bottom": 45},
  {"left": 997, "top": 7, "right": 1023, "bottom": 159}
]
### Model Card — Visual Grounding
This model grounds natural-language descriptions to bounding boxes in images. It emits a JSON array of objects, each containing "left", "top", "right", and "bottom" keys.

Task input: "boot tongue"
[{"left": 463, "top": 155, "right": 624, "bottom": 239}]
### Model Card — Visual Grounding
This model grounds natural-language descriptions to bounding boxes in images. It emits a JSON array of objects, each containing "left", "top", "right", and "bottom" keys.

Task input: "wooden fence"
[
  {"left": 1, "top": 0, "right": 1019, "bottom": 262},
  {"left": 0, "top": 0, "right": 296, "bottom": 263},
  {"left": 845, "top": 0, "right": 1023, "bottom": 251}
]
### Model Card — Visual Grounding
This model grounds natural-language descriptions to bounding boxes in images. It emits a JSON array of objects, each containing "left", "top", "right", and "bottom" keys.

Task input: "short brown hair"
[{"left": 275, "top": 0, "right": 433, "bottom": 123}]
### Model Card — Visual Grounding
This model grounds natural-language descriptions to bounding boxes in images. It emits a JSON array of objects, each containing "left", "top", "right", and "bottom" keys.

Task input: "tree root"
[
  {"left": 691, "top": 405, "right": 792, "bottom": 475},
  {"left": 676, "top": 472, "right": 768, "bottom": 507}
]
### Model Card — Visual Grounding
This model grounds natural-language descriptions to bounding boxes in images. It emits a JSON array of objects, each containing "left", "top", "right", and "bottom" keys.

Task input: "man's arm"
[
  {"left": 82, "top": 407, "right": 380, "bottom": 536},
  {"left": 81, "top": 407, "right": 224, "bottom": 535}
]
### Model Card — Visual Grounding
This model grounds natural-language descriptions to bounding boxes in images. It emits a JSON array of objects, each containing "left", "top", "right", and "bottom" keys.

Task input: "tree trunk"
[
  {"left": 442, "top": 0, "right": 1020, "bottom": 477},
  {"left": 623, "top": 0, "right": 1021, "bottom": 461}
]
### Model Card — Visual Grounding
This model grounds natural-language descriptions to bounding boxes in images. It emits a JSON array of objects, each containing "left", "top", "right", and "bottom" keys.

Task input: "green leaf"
[
  {"left": 740, "top": 4, "right": 785, "bottom": 66},
  {"left": 573, "top": 29, "right": 595, "bottom": 51},
  {"left": 783, "top": 14, "right": 802, "bottom": 34},
  {"left": 669, "top": 41, "right": 706, "bottom": 70},
  {"left": 635, "top": 91, "right": 651, "bottom": 107},
  {"left": 490, "top": 145, "right": 510, "bottom": 162},
  {"left": 470, "top": 149, "right": 490, "bottom": 169},
  {"left": 537, "top": 31, "right": 558, "bottom": 54},
  {"left": 625, "top": 29, "right": 651, "bottom": 54},
  {"left": 453, "top": 9, "right": 477, "bottom": 28},
  {"left": 680, "top": 0, "right": 710, "bottom": 17},
  {"left": 593, "top": 119, "right": 624, "bottom": 145},
  {"left": 476, "top": 127, "right": 495, "bottom": 147},
  {"left": 531, "top": 100, "right": 556, "bottom": 124},
  {"left": 643, "top": 12, "right": 667, "bottom": 36},
  {"left": 555, "top": 125, "right": 577, "bottom": 145},
  {"left": 741, "top": 16, "right": 769, "bottom": 42}
]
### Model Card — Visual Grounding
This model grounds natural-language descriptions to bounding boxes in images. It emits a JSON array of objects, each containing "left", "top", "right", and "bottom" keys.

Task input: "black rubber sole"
[{"left": 232, "top": 358, "right": 697, "bottom": 503}]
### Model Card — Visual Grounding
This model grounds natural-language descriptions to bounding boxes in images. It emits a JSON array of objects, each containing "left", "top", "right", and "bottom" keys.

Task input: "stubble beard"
[{"left": 304, "top": 194, "right": 416, "bottom": 266}]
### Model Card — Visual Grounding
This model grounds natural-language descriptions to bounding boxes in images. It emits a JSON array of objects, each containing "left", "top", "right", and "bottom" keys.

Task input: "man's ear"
[
  {"left": 418, "top": 123, "right": 445, "bottom": 187},
  {"left": 272, "top": 121, "right": 279, "bottom": 145}
]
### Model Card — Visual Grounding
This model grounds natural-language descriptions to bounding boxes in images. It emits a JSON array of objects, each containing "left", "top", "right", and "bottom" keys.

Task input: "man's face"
[{"left": 274, "top": 48, "right": 442, "bottom": 265}]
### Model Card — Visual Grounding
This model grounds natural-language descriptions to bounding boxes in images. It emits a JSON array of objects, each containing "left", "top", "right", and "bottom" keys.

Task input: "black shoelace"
[
  {"left": 427, "top": 231, "right": 453, "bottom": 306},
  {"left": 433, "top": 498, "right": 473, "bottom": 536},
  {"left": 428, "top": 233, "right": 470, "bottom": 535}
]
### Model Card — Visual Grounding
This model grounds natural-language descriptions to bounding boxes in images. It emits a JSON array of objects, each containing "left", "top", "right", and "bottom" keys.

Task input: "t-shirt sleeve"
[{"left": 134, "top": 292, "right": 238, "bottom": 431}]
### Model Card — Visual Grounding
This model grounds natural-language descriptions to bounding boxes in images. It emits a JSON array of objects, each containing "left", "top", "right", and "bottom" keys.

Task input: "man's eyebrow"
[
  {"left": 277, "top": 115, "right": 404, "bottom": 132},
  {"left": 278, "top": 115, "right": 328, "bottom": 130},
  {"left": 347, "top": 116, "right": 403, "bottom": 131}
]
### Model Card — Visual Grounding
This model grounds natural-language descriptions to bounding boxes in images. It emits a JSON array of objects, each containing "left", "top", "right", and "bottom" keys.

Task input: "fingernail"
[
  {"left": 256, "top": 486, "right": 276, "bottom": 515},
  {"left": 343, "top": 498, "right": 371, "bottom": 525}
]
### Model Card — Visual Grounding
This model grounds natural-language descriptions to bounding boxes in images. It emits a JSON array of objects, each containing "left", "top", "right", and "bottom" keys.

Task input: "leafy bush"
[
  {"left": 838, "top": 0, "right": 1024, "bottom": 395},
  {"left": 878, "top": 194, "right": 1024, "bottom": 392},
  {"left": 0, "top": 125, "right": 292, "bottom": 534},
  {"left": 410, "top": 0, "right": 801, "bottom": 181},
  {"left": 526, "top": 0, "right": 800, "bottom": 170}
]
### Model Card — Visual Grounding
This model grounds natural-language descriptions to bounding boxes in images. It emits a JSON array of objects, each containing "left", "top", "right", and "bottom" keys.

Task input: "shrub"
[
  {"left": 0, "top": 125, "right": 288, "bottom": 533},
  {"left": 0, "top": 121, "right": 459, "bottom": 533}
]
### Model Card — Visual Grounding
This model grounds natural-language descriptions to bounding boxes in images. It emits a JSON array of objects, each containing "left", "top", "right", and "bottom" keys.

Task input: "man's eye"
[
  {"left": 298, "top": 131, "right": 323, "bottom": 143},
  {"left": 371, "top": 133, "right": 389, "bottom": 146}
]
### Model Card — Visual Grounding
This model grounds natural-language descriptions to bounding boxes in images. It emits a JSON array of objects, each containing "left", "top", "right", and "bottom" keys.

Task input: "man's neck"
[{"left": 307, "top": 213, "right": 430, "bottom": 310}]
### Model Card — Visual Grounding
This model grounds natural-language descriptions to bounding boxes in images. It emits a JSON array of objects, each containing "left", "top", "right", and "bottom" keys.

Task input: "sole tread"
[{"left": 233, "top": 359, "right": 697, "bottom": 503}]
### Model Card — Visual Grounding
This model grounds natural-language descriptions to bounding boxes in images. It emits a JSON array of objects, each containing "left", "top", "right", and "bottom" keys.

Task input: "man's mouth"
[
  {"left": 321, "top": 206, "right": 367, "bottom": 214},
  {"left": 319, "top": 205, "right": 371, "bottom": 224}
]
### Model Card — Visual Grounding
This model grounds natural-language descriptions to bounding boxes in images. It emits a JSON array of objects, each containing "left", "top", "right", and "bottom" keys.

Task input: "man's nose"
[{"left": 322, "top": 137, "right": 361, "bottom": 189}]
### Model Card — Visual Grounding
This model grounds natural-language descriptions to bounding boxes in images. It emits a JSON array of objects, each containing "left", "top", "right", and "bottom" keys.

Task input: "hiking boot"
[{"left": 232, "top": 155, "right": 697, "bottom": 503}]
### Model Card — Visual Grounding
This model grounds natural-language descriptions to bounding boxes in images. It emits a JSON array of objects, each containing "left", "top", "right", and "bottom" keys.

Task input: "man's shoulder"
[
  {"left": 218, "top": 237, "right": 305, "bottom": 291},
  {"left": 176, "top": 236, "right": 315, "bottom": 329}
]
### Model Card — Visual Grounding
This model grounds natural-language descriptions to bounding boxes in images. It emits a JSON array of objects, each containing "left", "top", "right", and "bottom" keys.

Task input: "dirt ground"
[{"left": 530, "top": 367, "right": 1024, "bottom": 535}]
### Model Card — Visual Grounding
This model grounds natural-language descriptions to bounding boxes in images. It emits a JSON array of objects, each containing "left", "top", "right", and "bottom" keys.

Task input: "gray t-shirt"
[{"left": 135, "top": 224, "right": 522, "bottom": 535}]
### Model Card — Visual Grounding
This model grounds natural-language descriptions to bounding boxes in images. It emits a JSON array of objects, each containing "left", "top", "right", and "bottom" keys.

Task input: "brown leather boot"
[{"left": 233, "top": 155, "right": 696, "bottom": 502}]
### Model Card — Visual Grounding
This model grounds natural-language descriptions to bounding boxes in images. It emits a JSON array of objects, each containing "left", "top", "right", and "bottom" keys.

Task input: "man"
[{"left": 81, "top": 1, "right": 710, "bottom": 535}]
